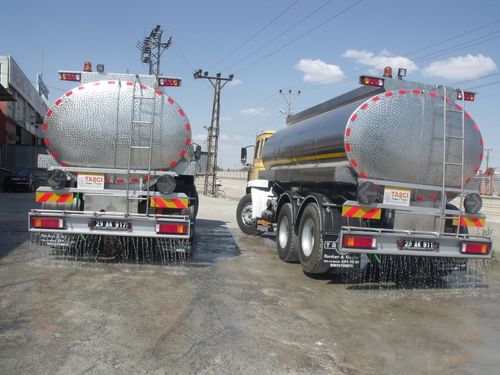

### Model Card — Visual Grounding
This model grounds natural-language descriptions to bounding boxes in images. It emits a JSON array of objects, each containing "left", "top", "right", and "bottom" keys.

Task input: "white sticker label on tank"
[
  {"left": 383, "top": 187, "right": 411, "bottom": 206},
  {"left": 77, "top": 173, "right": 105, "bottom": 190}
]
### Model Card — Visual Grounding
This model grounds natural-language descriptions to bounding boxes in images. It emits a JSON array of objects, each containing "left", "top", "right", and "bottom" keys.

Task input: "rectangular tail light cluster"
[
  {"left": 156, "top": 222, "right": 188, "bottom": 235},
  {"left": 342, "top": 235, "right": 377, "bottom": 249},
  {"left": 460, "top": 242, "right": 490, "bottom": 255},
  {"left": 31, "top": 217, "right": 64, "bottom": 229}
]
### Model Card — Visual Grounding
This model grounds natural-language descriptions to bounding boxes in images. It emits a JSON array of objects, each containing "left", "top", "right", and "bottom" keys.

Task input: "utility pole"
[
  {"left": 194, "top": 70, "right": 234, "bottom": 196},
  {"left": 136, "top": 25, "right": 173, "bottom": 76},
  {"left": 279, "top": 89, "right": 301, "bottom": 116},
  {"left": 485, "top": 147, "right": 493, "bottom": 169}
]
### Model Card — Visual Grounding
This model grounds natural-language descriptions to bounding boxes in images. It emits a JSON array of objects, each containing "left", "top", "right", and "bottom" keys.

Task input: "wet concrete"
[{"left": 1, "top": 192, "right": 499, "bottom": 374}]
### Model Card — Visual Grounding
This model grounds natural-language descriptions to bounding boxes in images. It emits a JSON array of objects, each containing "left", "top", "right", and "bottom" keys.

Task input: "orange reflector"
[
  {"left": 150, "top": 197, "right": 189, "bottom": 209},
  {"left": 31, "top": 217, "right": 64, "bottom": 229},
  {"left": 342, "top": 205, "right": 381, "bottom": 220},
  {"left": 452, "top": 216, "right": 485, "bottom": 228},
  {"left": 156, "top": 223, "right": 188, "bottom": 235},
  {"left": 342, "top": 235, "right": 377, "bottom": 249},
  {"left": 36, "top": 192, "right": 74, "bottom": 203},
  {"left": 460, "top": 242, "right": 490, "bottom": 255}
]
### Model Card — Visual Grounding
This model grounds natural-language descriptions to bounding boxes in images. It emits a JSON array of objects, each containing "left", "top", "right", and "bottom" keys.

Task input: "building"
[{"left": 0, "top": 56, "right": 48, "bottom": 169}]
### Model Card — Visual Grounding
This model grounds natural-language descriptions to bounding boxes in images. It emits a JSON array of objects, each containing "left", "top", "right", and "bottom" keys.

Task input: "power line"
[
  {"left": 223, "top": 0, "right": 334, "bottom": 72},
  {"left": 209, "top": 0, "right": 300, "bottom": 70},
  {"left": 235, "top": 0, "right": 365, "bottom": 74},
  {"left": 404, "top": 19, "right": 500, "bottom": 57}
]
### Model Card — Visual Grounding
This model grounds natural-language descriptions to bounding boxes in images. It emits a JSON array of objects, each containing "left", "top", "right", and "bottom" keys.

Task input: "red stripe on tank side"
[
  {"left": 385, "top": 91, "right": 393, "bottom": 97},
  {"left": 50, "top": 151, "right": 59, "bottom": 159},
  {"left": 399, "top": 89, "right": 407, "bottom": 95},
  {"left": 44, "top": 138, "right": 51, "bottom": 147},
  {"left": 185, "top": 123, "right": 191, "bottom": 131},
  {"left": 55, "top": 98, "right": 63, "bottom": 106},
  {"left": 345, "top": 128, "right": 351, "bottom": 137},
  {"left": 345, "top": 143, "right": 351, "bottom": 152},
  {"left": 428, "top": 92, "right": 438, "bottom": 97},
  {"left": 360, "top": 103, "right": 368, "bottom": 110},
  {"left": 65, "top": 91, "right": 73, "bottom": 97},
  {"left": 185, "top": 137, "right": 191, "bottom": 145},
  {"left": 169, "top": 161, "right": 177, "bottom": 167},
  {"left": 350, "top": 159, "right": 358, "bottom": 168},
  {"left": 42, "top": 123, "right": 48, "bottom": 132},
  {"left": 350, "top": 114, "right": 357, "bottom": 122},
  {"left": 371, "top": 96, "right": 380, "bottom": 102},
  {"left": 359, "top": 172, "right": 368, "bottom": 178},
  {"left": 46, "top": 109, "right": 53, "bottom": 117}
]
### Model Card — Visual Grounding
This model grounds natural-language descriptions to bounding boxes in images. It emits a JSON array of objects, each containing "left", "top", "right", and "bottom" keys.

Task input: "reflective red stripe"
[
  {"left": 350, "top": 159, "right": 358, "bottom": 167},
  {"left": 399, "top": 89, "right": 407, "bottom": 95},
  {"left": 46, "top": 109, "right": 53, "bottom": 117},
  {"left": 345, "top": 128, "right": 351, "bottom": 137},
  {"left": 169, "top": 161, "right": 177, "bottom": 167},
  {"left": 50, "top": 151, "right": 58, "bottom": 159},
  {"left": 185, "top": 137, "right": 191, "bottom": 145},
  {"left": 345, "top": 142, "right": 351, "bottom": 152},
  {"left": 372, "top": 96, "right": 380, "bottom": 102},
  {"left": 364, "top": 208, "right": 379, "bottom": 219},
  {"left": 65, "top": 91, "right": 73, "bottom": 97},
  {"left": 350, "top": 114, "right": 358, "bottom": 122},
  {"left": 359, "top": 172, "right": 368, "bottom": 178},
  {"left": 343, "top": 207, "right": 359, "bottom": 217},
  {"left": 360, "top": 103, "right": 368, "bottom": 110},
  {"left": 167, "top": 97, "right": 175, "bottom": 104},
  {"left": 178, "top": 108, "right": 185, "bottom": 117},
  {"left": 185, "top": 123, "right": 191, "bottom": 131},
  {"left": 38, "top": 193, "right": 53, "bottom": 202},
  {"left": 55, "top": 98, "right": 63, "bottom": 106},
  {"left": 44, "top": 138, "right": 51, "bottom": 147},
  {"left": 42, "top": 123, "right": 48, "bottom": 132},
  {"left": 56, "top": 194, "right": 72, "bottom": 203}
]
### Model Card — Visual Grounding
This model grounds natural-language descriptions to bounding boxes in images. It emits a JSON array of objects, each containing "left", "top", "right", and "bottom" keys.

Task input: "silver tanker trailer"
[
  {"left": 29, "top": 64, "right": 201, "bottom": 261},
  {"left": 238, "top": 67, "right": 492, "bottom": 281}
]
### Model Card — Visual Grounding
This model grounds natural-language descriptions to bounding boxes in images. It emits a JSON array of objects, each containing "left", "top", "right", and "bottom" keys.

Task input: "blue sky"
[{"left": 2, "top": 0, "right": 500, "bottom": 169}]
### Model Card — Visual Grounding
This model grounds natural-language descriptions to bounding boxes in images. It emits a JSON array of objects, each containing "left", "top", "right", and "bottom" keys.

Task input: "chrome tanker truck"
[
  {"left": 29, "top": 63, "right": 200, "bottom": 261},
  {"left": 238, "top": 67, "right": 492, "bottom": 280}
]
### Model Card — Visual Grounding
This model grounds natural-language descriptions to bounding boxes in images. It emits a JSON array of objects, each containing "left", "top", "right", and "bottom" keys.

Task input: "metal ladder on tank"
[
  {"left": 437, "top": 86, "right": 466, "bottom": 235},
  {"left": 125, "top": 75, "right": 157, "bottom": 216}
]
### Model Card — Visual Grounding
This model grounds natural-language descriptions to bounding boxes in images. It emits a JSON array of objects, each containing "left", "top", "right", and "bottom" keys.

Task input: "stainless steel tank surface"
[
  {"left": 42, "top": 80, "right": 192, "bottom": 170},
  {"left": 263, "top": 88, "right": 483, "bottom": 192}
]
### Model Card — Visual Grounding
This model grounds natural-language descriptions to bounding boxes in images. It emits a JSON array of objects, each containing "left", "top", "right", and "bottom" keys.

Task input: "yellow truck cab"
[{"left": 237, "top": 130, "right": 275, "bottom": 234}]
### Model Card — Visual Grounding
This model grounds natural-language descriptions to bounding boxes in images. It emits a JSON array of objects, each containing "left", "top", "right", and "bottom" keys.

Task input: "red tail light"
[
  {"left": 59, "top": 72, "right": 82, "bottom": 81},
  {"left": 31, "top": 217, "right": 64, "bottom": 229},
  {"left": 158, "top": 77, "right": 182, "bottom": 87},
  {"left": 359, "top": 75, "right": 384, "bottom": 87},
  {"left": 156, "top": 222, "right": 188, "bottom": 235},
  {"left": 457, "top": 91, "right": 475, "bottom": 101},
  {"left": 460, "top": 242, "right": 490, "bottom": 255},
  {"left": 342, "top": 235, "right": 377, "bottom": 249}
]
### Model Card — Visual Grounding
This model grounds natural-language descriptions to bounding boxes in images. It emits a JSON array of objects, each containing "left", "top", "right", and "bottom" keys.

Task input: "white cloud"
[
  {"left": 228, "top": 79, "right": 242, "bottom": 87},
  {"left": 240, "top": 107, "right": 266, "bottom": 116},
  {"left": 343, "top": 49, "right": 417, "bottom": 74},
  {"left": 295, "top": 58, "right": 344, "bottom": 84},
  {"left": 423, "top": 54, "right": 497, "bottom": 81},
  {"left": 192, "top": 133, "right": 206, "bottom": 142}
]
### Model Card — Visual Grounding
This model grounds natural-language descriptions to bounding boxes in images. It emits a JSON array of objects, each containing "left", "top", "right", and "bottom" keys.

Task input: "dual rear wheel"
[{"left": 276, "top": 202, "right": 329, "bottom": 273}]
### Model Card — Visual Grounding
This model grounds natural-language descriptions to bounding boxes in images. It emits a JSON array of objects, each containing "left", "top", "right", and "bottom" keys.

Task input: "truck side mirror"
[
  {"left": 194, "top": 145, "right": 202, "bottom": 160},
  {"left": 240, "top": 147, "right": 247, "bottom": 165}
]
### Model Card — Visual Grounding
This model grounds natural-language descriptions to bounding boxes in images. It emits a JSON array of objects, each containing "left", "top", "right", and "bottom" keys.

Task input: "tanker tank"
[
  {"left": 42, "top": 80, "right": 191, "bottom": 170},
  {"left": 262, "top": 80, "right": 483, "bottom": 195}
]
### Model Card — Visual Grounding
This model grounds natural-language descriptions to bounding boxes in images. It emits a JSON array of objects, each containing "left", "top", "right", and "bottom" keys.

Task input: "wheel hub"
[{"left": 301, "top": 218, "right": 315, "bottom": 257}]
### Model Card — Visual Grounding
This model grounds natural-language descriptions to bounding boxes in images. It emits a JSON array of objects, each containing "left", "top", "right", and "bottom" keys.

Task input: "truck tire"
[
  {"left": 298, "top": 203, "right": 329, "bottom": 274},
  {"left": 236, "top": 193, "right": 258, "bottom": 235},
  {"left": 276, "top": 203, "right": 299, "bottom": 263}
]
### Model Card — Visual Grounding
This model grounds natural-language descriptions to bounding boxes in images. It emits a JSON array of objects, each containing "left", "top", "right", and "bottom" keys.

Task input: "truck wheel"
[
  {"left": 236, "top": 193, "right": 258, "bottom": 235},
  {"left": 276, "top": 203, "right": 299, "bottom": 263},
  {"left": 298, "top": 203, "right": 329, "bottom": 274}
]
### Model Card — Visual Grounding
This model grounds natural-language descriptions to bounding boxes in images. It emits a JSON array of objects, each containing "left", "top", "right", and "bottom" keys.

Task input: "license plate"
[
  {"left": 90, "top": 220, "right": 130, "bottom": 231},
  {"left": 399, "top": 239, "right": 437, "bottom": 251}
]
